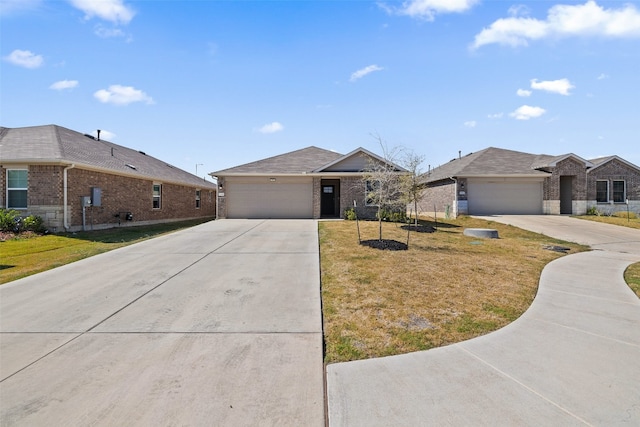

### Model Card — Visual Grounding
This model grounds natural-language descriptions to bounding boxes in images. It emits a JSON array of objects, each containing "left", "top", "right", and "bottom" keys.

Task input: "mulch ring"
[
  {"left": 400, "top": 224, "right": 436, "bottom": 233},
  {"left": 360, "top": 239, "right": 408, "bottom": 251}
]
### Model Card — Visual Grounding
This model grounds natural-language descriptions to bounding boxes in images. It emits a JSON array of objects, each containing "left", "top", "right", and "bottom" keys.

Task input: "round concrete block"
[{"left": 463, "top": 228, "right": 499, "bottom": 239}]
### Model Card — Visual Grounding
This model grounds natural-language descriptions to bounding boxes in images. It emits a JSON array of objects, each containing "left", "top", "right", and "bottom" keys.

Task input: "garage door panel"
[
  {"left": 467, "top": 180, "right": 542, "bottom": 215},
  {"left": 226, "top": 178, "right": 313, "bottom": 219}
]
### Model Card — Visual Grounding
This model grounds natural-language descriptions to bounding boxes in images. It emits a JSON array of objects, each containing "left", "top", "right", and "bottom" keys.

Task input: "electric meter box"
[{"left": 91, "top": 187, "right": 102, "bottom": 207}]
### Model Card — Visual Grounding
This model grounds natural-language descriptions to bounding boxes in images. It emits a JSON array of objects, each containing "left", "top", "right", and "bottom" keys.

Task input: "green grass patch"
[
  {"left": 576, "top": 214, "right": 640, "bottom": 229},
  {"left": 624, "top": 262, "right": 640, "bottom": 298}
]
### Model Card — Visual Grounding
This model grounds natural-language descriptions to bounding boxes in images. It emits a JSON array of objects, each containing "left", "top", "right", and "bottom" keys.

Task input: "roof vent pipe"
[
  {"left": 97, "top": 129, "right": 101, "bottom": 141},
  {"left": 458, "top": 150, "right": 461, "bottom": 159}
]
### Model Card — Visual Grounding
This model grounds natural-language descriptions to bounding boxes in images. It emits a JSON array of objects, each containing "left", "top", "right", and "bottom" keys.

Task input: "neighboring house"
[
  {"left": 420, "top": 147, "right": 640, "bottom": 217},
  {"left": 0, "top": 124, "right": 216, "bottom": 231},
  {"left": 211, "top": 146, "right": 405, "bottom": 219}
]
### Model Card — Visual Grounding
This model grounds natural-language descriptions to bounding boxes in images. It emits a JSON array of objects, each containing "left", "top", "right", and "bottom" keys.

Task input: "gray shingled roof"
[
  {"left": 213, "top": 146, "right": 344, "bottom": 175},
  {"left": 0, "top": 125, "right": 215, "bottom": 189},
  {"left": 424, "top": 147, "right": 554, "bottom": 183}
]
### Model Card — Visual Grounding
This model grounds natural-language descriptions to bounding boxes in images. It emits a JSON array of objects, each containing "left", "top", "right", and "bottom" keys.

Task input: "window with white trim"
[
  {"left": 7, "top": 169, "right": 28, "bottom": 209},
  {"left": 612, "top": 180, "right": 625, "bottom": 203},
  {"left": 195, "top": 189, "right": 201, "bottom": 209},
  {"left": 596, "top": 180, "right": 608, "bottom": 203},
  {"left": 152, "top": 184, "right": 162, "bottom": 209}
]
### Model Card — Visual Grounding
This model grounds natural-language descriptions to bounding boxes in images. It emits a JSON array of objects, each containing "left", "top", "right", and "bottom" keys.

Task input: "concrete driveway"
[
  {"left": 327, "top": 215, "right": 640, "bottom": 426},
  {"left": 0, "top": 220, "right": 324, "bottom": 426}
]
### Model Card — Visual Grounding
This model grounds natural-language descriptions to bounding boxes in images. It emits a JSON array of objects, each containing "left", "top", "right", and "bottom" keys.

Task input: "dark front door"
[
  {"left": 321, "top": 185, "right": 336, "bottom": 216},
  {"left": 560, "top": 176, "right": 573, "bottom": 214}
]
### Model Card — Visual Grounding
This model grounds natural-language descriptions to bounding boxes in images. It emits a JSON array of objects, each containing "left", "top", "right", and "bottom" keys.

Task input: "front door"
[
  {"left": 560, "top": 176, "right": 573, "bottom": 214},
  {"left": 321, "top": 185, "right": 336, "bottom": 216}
]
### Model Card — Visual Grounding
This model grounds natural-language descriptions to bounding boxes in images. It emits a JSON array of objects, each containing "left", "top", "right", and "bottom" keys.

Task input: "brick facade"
[
  {"left": 420, "top": 179, "right": 457, "bottom": 218},
  {"left": 0, "top": 165, "right": 216, "bottom": 232},
  {"left": 586, "top": 158, "right": 640, "bottom": 215}
]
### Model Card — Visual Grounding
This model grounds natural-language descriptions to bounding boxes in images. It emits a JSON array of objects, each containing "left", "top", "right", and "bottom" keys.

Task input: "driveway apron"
[
  {"left": 0, "top": 220, "right": 324, "bottom": 426},
  {"left": 327, "top": 215, "right": 640, "bottom": 426}
]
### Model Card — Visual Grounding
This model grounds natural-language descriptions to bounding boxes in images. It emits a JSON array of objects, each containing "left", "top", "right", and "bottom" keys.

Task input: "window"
[
  {"left": 612, "top": 180, "right": 625, "bottom": 203},
  {"left": 596, "top": 180, "right": 608, "bottom": 203},
  {"left": 365, "top": 180, "right": 379, "bottom": 206},
  {"left": 195, "top": 189, "right": 201, "bottom": 208},
  {"left": 7, "top": 169, "right": 28, "bottom": 209},
  {"left": 152, "top": 184, "right": 162, "bottom": 209}
]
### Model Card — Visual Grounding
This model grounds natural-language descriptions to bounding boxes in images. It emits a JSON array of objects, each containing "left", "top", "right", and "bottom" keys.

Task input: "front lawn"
[
  {"left": 575, "top": 213, "right": 640, "bottom": 229},
  {"left": 320, "top": 217, "right": 588, "bottom": 363},
  {"left": 625, "top": 263, "right": 640, "bottom": 298}
]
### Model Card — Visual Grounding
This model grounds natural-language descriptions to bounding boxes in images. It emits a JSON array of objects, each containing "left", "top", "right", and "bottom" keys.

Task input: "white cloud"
[
  {"left": 258, "top": 122, "right": 284, "bottom": 134},
  {"left": 487, "top": 112, "right": 504, "bottom": 119},
  {"left": 510, "top": 105, "right": 546, "bottom": 120},
  {"left": 531, "top": 78, "right": 575, "bottom": 95},
  {"left": 3, "top": 49, "right": 43, "bottom": 68},
  {"left": 390, "top": 0, "right": 479, "bottom": 21},
  {"left": 350, "top": 65, "right": 384, "bottom": 82},
  {"left": 94, "top": 25, "right": 127, "bottom": 39},
  {"left": 471, "top": 1, "right": 640, "bottom": 49},
  {"left": 508, "top": 5, "right": 531, "bottom": 17},
  {"left": 0, "top": 0, "right": 42, "bottom": 16},
  {"left": 94, "top": 85, "right": 154, "bottom": 106},
  {"left": 50, "top": 80, "right": 79, "bottom": 90},
  {"left": 597, "top": 73, "right": 609, "bottom": 80},
  {"left": 69, "top": 0, "right": 135, "bottom": 25},
  {"left": 517, "top": 88, "right": 532, "bottom": 97},
  {"left": 464, "top": 120, "right": 477, "bottom": 128}
]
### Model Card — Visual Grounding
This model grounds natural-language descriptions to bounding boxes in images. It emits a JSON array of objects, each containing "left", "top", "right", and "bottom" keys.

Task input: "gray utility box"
[{"left": 91, "top": 187, "right": 102, "bottom": 207}]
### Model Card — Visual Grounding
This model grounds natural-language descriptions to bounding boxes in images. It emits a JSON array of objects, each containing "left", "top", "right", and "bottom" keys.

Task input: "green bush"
[
  {"left": 0, "top": 209, "right": 20, "bottom": 232},
  {"left": 586, "top": 206, "right": 599, "bottom": 216},
  {"left": 378, "top": 209, "right": 407, "bottom": 223},
  {"left": 0, "top": 210, "right": 46, "bottom": 233},
  {"left": 344, "top": 208, "right": 358, "bottom": 220},
  {"left": 23, "top": 215, "right": 46, "bottom": 232}
]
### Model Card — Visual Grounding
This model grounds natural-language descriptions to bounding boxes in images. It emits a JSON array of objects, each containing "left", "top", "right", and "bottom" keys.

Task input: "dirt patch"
[
  {"left": 360, "top": 239, "right": 408, "bottom": 251},
  {"left": 400, "top": 224, "right": 435, "bottom": 233}
]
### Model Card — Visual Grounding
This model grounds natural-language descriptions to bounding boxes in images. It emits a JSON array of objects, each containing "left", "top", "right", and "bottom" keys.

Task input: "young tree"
[
  {"left": 399, "top": 149, "right": 426, "bottom": 227},
  {"left": 362, "top": 134, "right": 406, "bottom": 241}
]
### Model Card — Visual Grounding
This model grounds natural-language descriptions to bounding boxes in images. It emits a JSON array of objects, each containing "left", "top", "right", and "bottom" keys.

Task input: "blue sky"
[{"left": 2, "top": 0, "right": 639, "bottom": 178}]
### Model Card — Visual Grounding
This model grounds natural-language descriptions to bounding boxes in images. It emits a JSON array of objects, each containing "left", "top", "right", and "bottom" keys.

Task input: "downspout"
[
  {"left": 63, "top": 164, "right": 75, "bottom": 231},
  {"left": 450, "top": 177, "right": 458, "bottom": 218}
]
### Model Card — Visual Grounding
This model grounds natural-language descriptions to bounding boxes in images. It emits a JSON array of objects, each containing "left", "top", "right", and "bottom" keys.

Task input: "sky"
[{"left": 2, "top": 0, "right": 639, "bottom": 179}]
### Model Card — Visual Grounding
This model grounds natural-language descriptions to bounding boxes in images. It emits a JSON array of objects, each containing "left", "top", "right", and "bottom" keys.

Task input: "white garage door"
[
  {"left": 467, "top": 179, "right": 543, "bottom": 215},
  {"left": 226, "top": 177, "right": 313, "bottom": 219}
]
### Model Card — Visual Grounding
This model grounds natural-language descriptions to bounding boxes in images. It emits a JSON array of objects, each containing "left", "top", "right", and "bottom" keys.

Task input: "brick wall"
[
  {"left": 66, "top": 168, "right": 215, "bottom": 229},
  {"left": 586, "top": 158, "right": 640, "bottom": 215},
  {"left": 419, "top": 179, "right": 457, "bottom": 218},
  {"left": 544, "top": 158, "right": 588, "bottom": 201},
  {"left": 0, "top": 165, "right": 215, "bottom": 231},
  {"left": 340, "top": 176, "right": 378, "bottom": 219}
]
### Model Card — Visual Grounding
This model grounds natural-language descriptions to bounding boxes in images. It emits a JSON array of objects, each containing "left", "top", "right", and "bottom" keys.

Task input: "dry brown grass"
[
  {"left": 320, "top": 216, "right": 588, "bottom": 363},
  {"left": 575, "top": 213, "right": 640, "bottom": 229}
]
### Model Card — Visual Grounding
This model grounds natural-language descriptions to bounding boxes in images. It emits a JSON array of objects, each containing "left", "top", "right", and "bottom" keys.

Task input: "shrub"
[
  {"left": 344, "top": 208, "right": 358, "bottom": 221},
  {"left": 586, "top": 206, "right": 599, "bottom": 216},
  {"left": 23, "top": 215, "right": 46, "bottom": 232},
  {"left": 378, "top": 209, "right": 407, "bottom": 223},
  {"left": 0, "top": 209, "right": 20, "bottom": 232}
]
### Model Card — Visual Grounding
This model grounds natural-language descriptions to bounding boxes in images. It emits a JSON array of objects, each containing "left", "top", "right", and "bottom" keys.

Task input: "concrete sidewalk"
[
  {"left": 327, "top": 216, "right": 640, "bottom": 426},
  {"left": 1, "top": 220, "right": 325, "bottom": 426}
]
